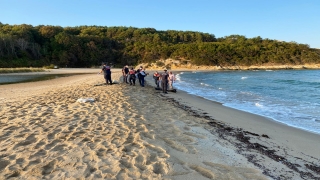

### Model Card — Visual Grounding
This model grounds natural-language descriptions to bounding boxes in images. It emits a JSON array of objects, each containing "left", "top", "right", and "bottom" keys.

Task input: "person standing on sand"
[
  {"left": 153, "top": 71, "right": 160, "bottom": 88},
  {"left": 161, "top": 69, "right": 169, "bottom": 93},
  {"left": 136, "top": 67, "right": 142, "bottom": 85},
  {"left": 99, "top": 63, "right": 112, "bottom": 85},
  {"left": 122, "top": 65, "right": 129, "bottom": 83},
  {"left": 129, "top": 67, "right": 136, "bottom": 85},
  {"left": 139, "top": 69, "right": 147, "bottom": 87},
  {"left": 168, "top": 71, "right": 175, "bottom": 90},
  {"left": 158, "top": 73, "right": 162, "bottom": 89}
]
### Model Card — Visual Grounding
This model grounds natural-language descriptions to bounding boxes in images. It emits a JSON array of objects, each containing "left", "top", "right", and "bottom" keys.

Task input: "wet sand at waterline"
[{"left": 0, "top": 68, "right": 319, "bottom": 179}]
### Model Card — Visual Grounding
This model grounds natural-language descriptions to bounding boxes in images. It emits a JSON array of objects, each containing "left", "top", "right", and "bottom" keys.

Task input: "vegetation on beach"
[{"left": 0, "top": 23, "right": 319, "bottom": 68}]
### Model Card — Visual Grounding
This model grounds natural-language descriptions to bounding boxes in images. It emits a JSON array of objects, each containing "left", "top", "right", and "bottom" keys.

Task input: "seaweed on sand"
[{"left": 161, "top": 95, "right": 320, "bottom": 180}]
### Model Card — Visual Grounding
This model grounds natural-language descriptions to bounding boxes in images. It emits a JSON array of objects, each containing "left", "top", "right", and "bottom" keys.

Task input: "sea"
[
  {"left": 0, "top": 74, "right": 79, "bottom": 85},
  {"left": 174, "top": 69, "right": 320, "bottom": 135}
]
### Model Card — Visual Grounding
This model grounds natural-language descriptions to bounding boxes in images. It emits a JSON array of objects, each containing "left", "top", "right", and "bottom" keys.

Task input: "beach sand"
[{"left": 0, "top": 68, "right": 319, "bottom": 179}]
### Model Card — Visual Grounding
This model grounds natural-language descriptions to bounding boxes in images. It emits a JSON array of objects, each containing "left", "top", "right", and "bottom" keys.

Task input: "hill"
[{"left": 0, "top": 23, "right": 319, "bottom": 68}]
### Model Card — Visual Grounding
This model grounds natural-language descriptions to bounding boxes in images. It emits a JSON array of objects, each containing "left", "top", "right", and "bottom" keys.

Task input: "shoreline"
[
  {"left": 145, "top": 75, "right": 320, "bottom": 155},
  {"left": 147, "top": 69, "right": 320, "bottom": 136},
  {"left": 162, "top": 83, "right": 320, "bottom": 149},
  {"left": 0, "top": 69, "right": 319, "bottom": 179},
  {"left": 145, "top": 74, "right": 320, "bottom": 178},
  {"left": 3, "top": 67, "right": 319, "bottom": 135},
  {"left": 181, "top": 91, "right": 320, "bottom": 136},
  {"left": 2, "top": 67, "right": 318, "bottom": 136}
]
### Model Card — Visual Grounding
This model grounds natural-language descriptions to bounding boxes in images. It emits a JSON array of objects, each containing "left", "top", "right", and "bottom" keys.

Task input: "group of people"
[
  {"left": 153, "top": 69, "right": 175, "bottom": 94},
  {"left": 99, "top": 63, "right": 176, "bottom": 93},
  {"left": 122, "top": 65, "right": 148, "bottom": 87}
]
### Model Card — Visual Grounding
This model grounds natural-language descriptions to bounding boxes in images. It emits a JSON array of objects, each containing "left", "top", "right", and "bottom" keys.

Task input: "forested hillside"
[{"left": 0, "top": 23, "right": 319, "bottom": 68}]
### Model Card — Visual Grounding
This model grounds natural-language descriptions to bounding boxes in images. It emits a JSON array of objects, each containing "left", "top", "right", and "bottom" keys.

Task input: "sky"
[{"left": 1, "top": 0, "right": 319, "bottom": 48}]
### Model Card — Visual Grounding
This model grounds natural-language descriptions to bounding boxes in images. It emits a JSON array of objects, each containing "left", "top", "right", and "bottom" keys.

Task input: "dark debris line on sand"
[{"left": 160, "top": 95, "right": 320, "bottom": 180}]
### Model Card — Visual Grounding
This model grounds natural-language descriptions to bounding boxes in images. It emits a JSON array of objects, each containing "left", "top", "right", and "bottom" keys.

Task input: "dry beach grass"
[{"left": 0, "top": 68, "right": 319, "bottom": 179}]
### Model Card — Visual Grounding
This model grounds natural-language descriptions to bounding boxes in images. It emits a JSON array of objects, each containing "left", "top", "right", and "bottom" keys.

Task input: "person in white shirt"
[{"left": 168, "top": 71, "right": 175, "bottom": 90}]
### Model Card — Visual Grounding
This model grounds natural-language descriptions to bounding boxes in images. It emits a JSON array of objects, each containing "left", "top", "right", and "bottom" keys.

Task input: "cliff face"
[{"left": 137, "top": 59, "right": 320, "bottom": 71}]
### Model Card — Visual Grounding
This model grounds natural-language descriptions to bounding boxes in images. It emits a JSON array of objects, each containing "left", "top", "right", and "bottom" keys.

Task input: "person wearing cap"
[
  {"left": 99, "top": 63, "right": 112, "bottom": 85},
  {"left": 161, "top": 69, "right": 169, "bottom": 93}
]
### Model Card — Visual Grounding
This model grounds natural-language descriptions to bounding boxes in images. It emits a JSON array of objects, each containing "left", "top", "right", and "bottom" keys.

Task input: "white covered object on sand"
[{"left": 76, "top": 98, "right": 95, "bottom": 103}]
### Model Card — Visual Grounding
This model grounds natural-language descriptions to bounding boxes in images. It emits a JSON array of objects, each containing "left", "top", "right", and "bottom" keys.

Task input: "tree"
[
  {"left": 39, "top": 25, "right": 63, "bottom": 39},
  {"left": 0, "top": 24, "right": 319, "bottom": 68}
]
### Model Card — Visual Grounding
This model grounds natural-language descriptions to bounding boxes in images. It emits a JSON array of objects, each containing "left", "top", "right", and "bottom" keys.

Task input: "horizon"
[{"left": 1, "top": 0, "right": 319, "bottom": 48}]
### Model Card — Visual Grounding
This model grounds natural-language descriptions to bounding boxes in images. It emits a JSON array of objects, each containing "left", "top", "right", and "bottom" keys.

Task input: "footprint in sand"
[
  {"left": 41, "top": 160, "right": 57, "bottom": 176},
  {"left": 47, "top": 129, "right": 62, "bottom": 140},
  {"left": 44, "top": 139, "right": 62, "bottom": 150},
  {"left": 13, "top": 134, "right": 37, "bottom": 149},
  {"left": 34, "top": 140, "right": 47, "bottom": 149},
  {"left": 0, "top": 160, "right": 10, "bottom": 171},
  {"left": 30, "top": 149, "right": 47, "bottom": 159}
]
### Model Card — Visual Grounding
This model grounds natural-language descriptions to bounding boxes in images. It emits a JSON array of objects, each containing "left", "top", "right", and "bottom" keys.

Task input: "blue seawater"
[{"left": 174, "top": 70, "right": 320, "bottom": 134}]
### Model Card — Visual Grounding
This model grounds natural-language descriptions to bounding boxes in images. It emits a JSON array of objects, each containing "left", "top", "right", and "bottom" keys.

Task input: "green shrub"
[
  {"left": 156, "top": 61, "right": 165, "bottom": 66},
  {"left": 43, "top": 64, "right": 56, "bottom": 69}
]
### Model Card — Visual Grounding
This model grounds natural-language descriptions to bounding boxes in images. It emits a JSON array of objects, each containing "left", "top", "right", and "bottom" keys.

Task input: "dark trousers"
[
  {"left": 129, "top": 75, "right": 136, "bottom": 85},
  {"left": 138, "top": 75, "right": 142, "bottom": 85},
  {"left": 105, "top": 74, "right": 112, "bottom": 84},
  {"left": 140, "top": 77, "right": 145, "bottom": 87},
  {"left": 162, "top": 81, "right": 168, "bottom": 92},
  {"left": 154, "top": 79, "right": 159, "bottom": 88}
]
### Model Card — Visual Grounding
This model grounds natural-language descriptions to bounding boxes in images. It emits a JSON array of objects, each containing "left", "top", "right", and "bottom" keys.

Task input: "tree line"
[{"left": 0, "top": 22, "right": 319, "bottom": 68}]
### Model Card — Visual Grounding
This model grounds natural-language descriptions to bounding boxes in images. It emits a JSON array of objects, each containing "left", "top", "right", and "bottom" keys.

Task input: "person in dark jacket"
[
  {"left": 161, "top": 69, "right": 169, "bottom": 93},
  {"left": 99, "top": 63, "right": 112, "bottom": 85},
  {"left": 122, "top": 65, "right": 129, "bottom": 83},
  {"left": 136, "top": 68, "right": 142, "bottom": 85}
]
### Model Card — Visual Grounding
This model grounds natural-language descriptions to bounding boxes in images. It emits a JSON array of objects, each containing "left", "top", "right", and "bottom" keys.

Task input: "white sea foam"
[
  {"left": 255, "top": 103, "right": 263, "bottom": 107},
  {"left": 200, "top": 83, "right": 210, "bottom": 86},
  {"left": 175, "top": 74, "right": 181, "bottom": 81}
]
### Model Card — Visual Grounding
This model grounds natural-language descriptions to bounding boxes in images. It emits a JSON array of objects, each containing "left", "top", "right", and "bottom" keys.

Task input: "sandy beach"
[{"left": 0, "top": 68, "right": 319, "bottom": 179}]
